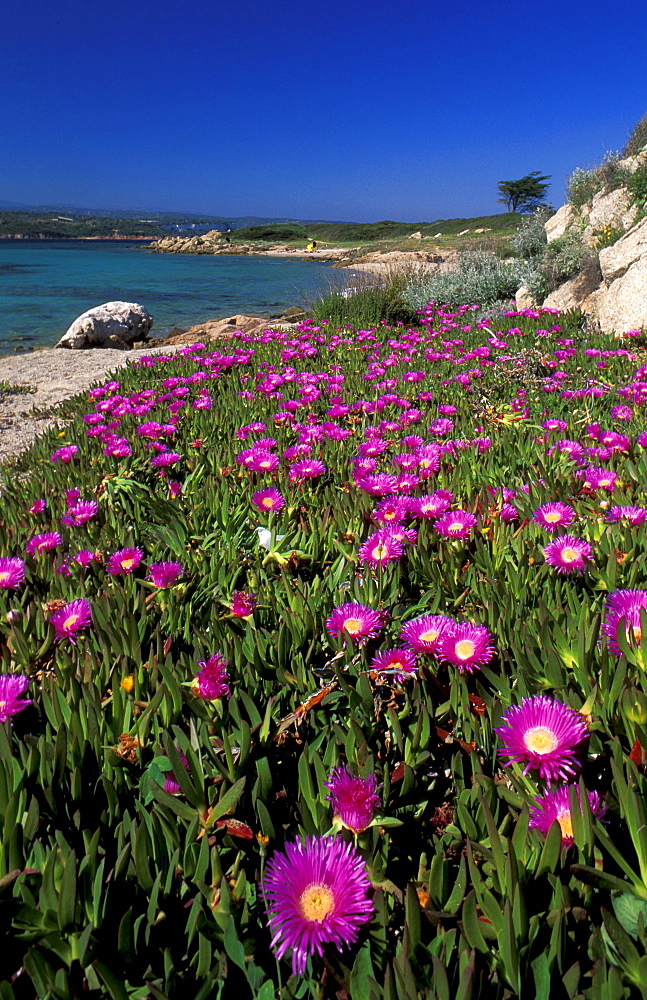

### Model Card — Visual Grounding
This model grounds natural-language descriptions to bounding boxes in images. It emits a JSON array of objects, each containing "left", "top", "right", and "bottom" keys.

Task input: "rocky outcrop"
[
  {"left": 543, "top": 256, "right": 603, "bottom": 313},
  {"left": 56, "top": 302, "right": 154, "bottom": 349},
  {"left": 162, "top": 314, "right": 278, "bottom": 346},
  {"left": 540, "top": 146, "right": 647, "bottom": 334}
]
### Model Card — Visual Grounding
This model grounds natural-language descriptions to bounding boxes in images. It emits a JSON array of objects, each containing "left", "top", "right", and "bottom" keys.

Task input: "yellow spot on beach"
[{"left": 299, "top": 882, "right": 335, "bottom": 922}]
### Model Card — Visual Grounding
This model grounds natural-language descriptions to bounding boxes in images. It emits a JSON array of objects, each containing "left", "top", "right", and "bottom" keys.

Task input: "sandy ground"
[{"left": 0, "top": 345, "right": 180, "bottom": 463}]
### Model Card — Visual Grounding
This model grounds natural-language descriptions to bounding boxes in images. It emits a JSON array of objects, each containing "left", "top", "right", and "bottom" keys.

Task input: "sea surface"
[{"left": 0, "top": 240, "right": 346, "bottom": 354}]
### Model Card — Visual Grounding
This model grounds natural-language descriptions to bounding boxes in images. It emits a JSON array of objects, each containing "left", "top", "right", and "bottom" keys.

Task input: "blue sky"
[{"left": 2, "top": 0, "right": 646, "bottom": 222}]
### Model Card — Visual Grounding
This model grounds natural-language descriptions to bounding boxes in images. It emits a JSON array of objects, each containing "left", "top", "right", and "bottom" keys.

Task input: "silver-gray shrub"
[
  {"left": 404, "top": 250, "right": 519, "bottom": 309},
  {"left": 510, "top": 210, "right": 549, "bottom": 259}
]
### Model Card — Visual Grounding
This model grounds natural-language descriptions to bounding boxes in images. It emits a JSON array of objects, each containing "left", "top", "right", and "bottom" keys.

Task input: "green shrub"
[
  {"left": 510, "top": 210, "right": 549, "bottom": 259},
  {"left": 310, "top": 275, "right": 419, "bottom": 328},
  {"left": 566, "top": 166, "right": 602, "bottom": 210},
  {"left": 623, "top": 112, "right": 647, "bottom": 157},
  {"left": 592, "top": 223, "right": 625, "bottom": 249},
  {"left": 404, "top": 250, "right": 519, "bottom": 310},
  {"left": 541, "top": 229, "right": 593, "bottom": 287},
  {"left": 627, "top": 160, "right": 647, "bottom": 216}
]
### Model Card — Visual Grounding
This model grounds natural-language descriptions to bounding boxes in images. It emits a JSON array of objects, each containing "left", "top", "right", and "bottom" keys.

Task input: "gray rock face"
[
  {"left": 595, "top": 256, "right": 647, "bottom": 334},
  {"left": 545, "top": 204, "right": 577, "bottom": 243},
  {"left": 543, "top": 256, "right": 603, "bottom": 314},
  {"left": 598, "top": 217, "right": 647, "bottom": 281},
  {"left": 56, "top": 301, "right": 153, "bottom": 349},
  {"left": 582, "top": 188, "right": 637, "bottom": 245}
]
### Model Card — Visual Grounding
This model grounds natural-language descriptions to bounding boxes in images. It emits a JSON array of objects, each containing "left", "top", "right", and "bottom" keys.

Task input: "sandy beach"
[{"left": 0, "top": 345, "right": 182, "bottom": 462}]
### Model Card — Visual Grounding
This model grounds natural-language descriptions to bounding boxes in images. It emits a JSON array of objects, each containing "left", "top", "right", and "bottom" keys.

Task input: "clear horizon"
[{"left": 2, "top": 0, "right": 646, "bottom": 223}]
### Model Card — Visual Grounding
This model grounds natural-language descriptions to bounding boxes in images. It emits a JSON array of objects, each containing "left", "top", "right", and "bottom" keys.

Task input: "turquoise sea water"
[{"left": 0, "top": 240, "right": 345, "bottom": 354}]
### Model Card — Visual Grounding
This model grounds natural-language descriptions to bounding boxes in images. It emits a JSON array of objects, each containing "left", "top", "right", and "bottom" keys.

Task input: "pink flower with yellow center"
[
  {"left": 529, "top": 785, "right": 606, "bottom": 845},
  {"left": 495, "top": 695, "right": 588, "bottom": 782},
  {"left": 263, "top": 836, "right": 373, "bottom": 976},
  {"left": 438, "top": 622, "right": 494, "bottom": 673},
  {"left": 532, "top": 502, "right": 576, "bottom": 532},
  {"left": 50, "top": 598, "right": 93, "bottom": 644},
  {"left": 543, "top": 535, "right": 593, "bottom": 574},
  {"left": 399, "top": 614, "right": 454, "bottom": 655},
  {"left": 325, "top": 603, "right": 382, "bottom": 643},
  {"left": 106, "top": 547, "right": 144, "bottom": 575},
  {"left": 0, "top": 558, "right": 26, "bottom": 590},
  {"left": 251, "top": 488, "right": 286, "bottom": 513}
]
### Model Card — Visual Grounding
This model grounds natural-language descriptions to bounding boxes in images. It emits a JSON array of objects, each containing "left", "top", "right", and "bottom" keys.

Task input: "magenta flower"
[
  {"left": 194, "top": 653, "right": 230, "bottom": 700},
  {"left": 399, "top": 614, "right": 454, "bottom": 655},
  {"left": 543, "top": 535, "right": 593, "bottom": 574},
  {"left": 251, "top": 488, "right": 286, "bottom": 513},
  {"left": 369, "top": 647, "right": 418, "bottom": 679},
  {"left": 150, "top": 451, "right": 182, "bottom": 468},
  {"left": 0, "top": 674, "right": 32, "bottom": 722},
  {"left": 106, "top": 547, "right": 144, "bottom": 575},
  {"left": 60, "top": 500, "right": 99, "bottom": 526},
  {"left": 604, "top": 506, "right": 647, "bottom": 526},
  {"left": 245, "top": 450, "right": 280, "bottom": 473},
  {"left": 0, "top": 558, "right": 26, "bottom": 590},
  {"left": 51, "top": 444, "right": 78, "bottom": 463},
  {"left": 358, "top": 528, "right": 405, "bottom": 567},
  {"left": 372, "top": 496, "right": 410, "bottom": 525},
  {"left": 432, "top": 510, "right": 477, "bottom": 540},
  {"left": 263, "top": 836, "right": 373, "bottom": 976},
  {"left": 163, "top": 751, "right": 190, "bottom": 795},
  {"left": 230, "top": 591, "right": 257, "bottom": 617},
  {"left": 289, "top": 459, "right": 326, "bottom": 483},
  {"left": 532, "top": 502, "right": 576, "bottom": 532},
  {"left": 325, "top": 766, "right": 380, "bottom": 833},
  {"left": 411, "top": 491, "right": 453, "bottom": 519},
  {"left": 438, "top": 622, "right": 494, "bottom": 673},
  {"left": 495, "top": 695, "right": 588, "bottom": 781},
  {"left": 74, "top": 549, "right": 96, "bottom": 567},
  {"left": 50, "top": 598, "right": 93, "bottom": 644},
  {"left": 529, "top": 785, "right": 606, "bottom": 845},
  {"left": 29, "top": 499, "right": 47, "bottom": 514},
  {"left": 325, "top": 603, "right": 382, "bottom": 643},
  {"left": 578, "top": 466, "right": 617, "bottom": 492},
  {"left": 148, "top": 561, "right": 183, "bottom": 588},
  {"left": 602, "top": 589, "right": 647, "bottom": 655},
  {"left": 25, "top": 532, "right": 62, "bottom": 556}
]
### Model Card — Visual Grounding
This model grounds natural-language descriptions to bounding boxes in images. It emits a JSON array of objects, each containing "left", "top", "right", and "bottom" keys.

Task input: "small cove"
[{"left": 0, "top": 240, "right": 346, "bottom": 353}]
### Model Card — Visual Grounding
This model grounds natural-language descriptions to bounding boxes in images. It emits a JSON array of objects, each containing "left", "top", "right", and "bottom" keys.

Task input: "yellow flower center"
[
  {"left": 448, "top": 521, "right": 463, "bottom": 532},
  {"left": 260, "top": 460, "right": 273, "bottom": 468},
  {"left": 0, "top": 572, "right": 8, "bottom": 583},
  {"left": 560, "top": 547, "right": 579, "bottom": 563},
  {"left": 557, "top": 809, "right": 573, "bottom": 839},
  {"left": 343, "top": 617, "right": 362, "bottom": 635},
  {"left": 419, "top": 629, "right": 439, "bottom": 643},
  {"left": 371, "top": 543, "right": 389, "bottom": 561},
  {"left": 62, "top": 614, "right": 79, "bottom": 630},
  {"left": 121, "top": 558, "right": 135, "bottom": 570},
  {"left": 261, "top": 497, "right": 274, "bottom": 508},
  {"left": 299, "top": 882, "right": 335, "bottom": 922},
  {"left": 454, "top": 639, "right": 476, "bottom": 660},
  {"left": 524, "top": 726, "right": 558, "bottom": 755},
  {"left": 543, "top": 511, "right": 562, "bottom": 523}
]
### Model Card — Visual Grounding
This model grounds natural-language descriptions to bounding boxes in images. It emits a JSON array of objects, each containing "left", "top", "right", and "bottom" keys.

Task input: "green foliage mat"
[{"left": 1, "top": 305, "right": 647, "bottom": 998}]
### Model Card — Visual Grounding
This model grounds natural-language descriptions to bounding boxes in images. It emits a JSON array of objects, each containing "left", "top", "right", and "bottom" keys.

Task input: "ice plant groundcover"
[{"left": 1, "top": 304, "right": 647, "bottom": 997}]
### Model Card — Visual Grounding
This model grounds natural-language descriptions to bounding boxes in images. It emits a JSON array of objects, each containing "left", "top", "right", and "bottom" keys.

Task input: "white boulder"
[{"left": 57, "top": 301, "right": 153, "bottom": 349}]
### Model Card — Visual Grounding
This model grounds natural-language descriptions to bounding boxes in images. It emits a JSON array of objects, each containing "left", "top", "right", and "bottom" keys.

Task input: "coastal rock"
[
  {"left": 57, "top": 301, "right": 153, "bottom": 349},
  {"left": 408, "top": 231, "right": 423, "bottom": 239},
  {"left": 594, "top": 256, "right": 647, "bottom": 335},
  {"left": 545, "top": 204, "right": 577, "bottom": 243},
  {"left": 515, "top": 286, "right": 535, "bottom": 310},
  {"left": 598, "top": 217, "right": 647, "bottom": 282},
  {"left": 542, "top": 256, "right": 603, "bottom": 314},
  {"left": 162, "top": 314, "right": 274, "bottom": 346}
]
